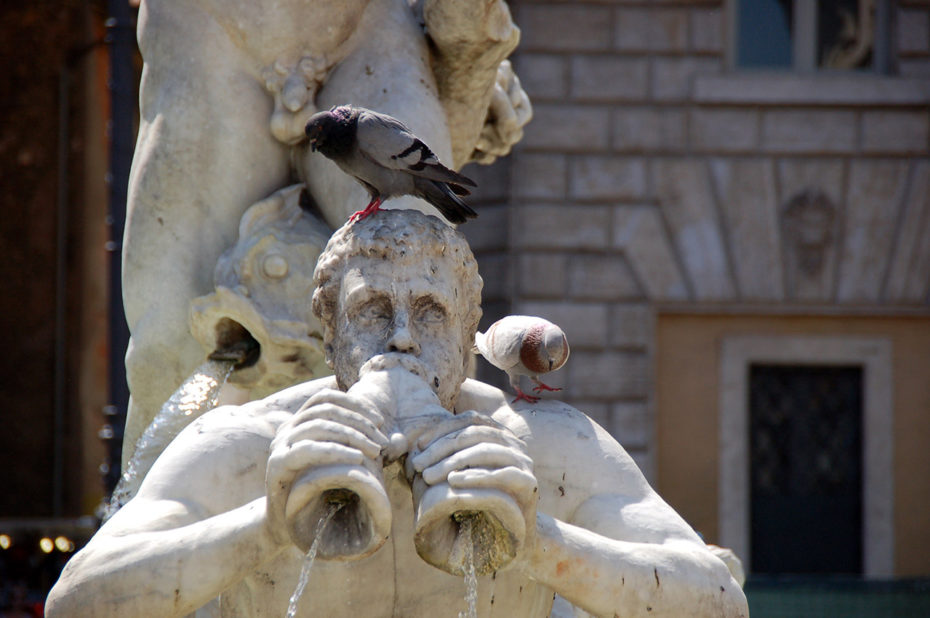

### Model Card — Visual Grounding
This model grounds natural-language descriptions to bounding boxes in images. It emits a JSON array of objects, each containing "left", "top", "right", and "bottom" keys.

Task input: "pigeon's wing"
[
  {"left": 355, "top": 110, "right": 476, "bottom": 188},
  {"left": 479, "top": 319, "right": 525, "bottom": 373}
]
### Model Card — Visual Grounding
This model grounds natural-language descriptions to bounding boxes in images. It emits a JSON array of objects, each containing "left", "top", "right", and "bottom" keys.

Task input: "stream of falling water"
[
  {"left": 102, "top": 359, "right": 235, "bottom": 520},
  {"left": 458, "top": 517, "right": 478, "bottom": 618},
  {"left": 286, "top": 501, "right": 345, "bottom": 618}
]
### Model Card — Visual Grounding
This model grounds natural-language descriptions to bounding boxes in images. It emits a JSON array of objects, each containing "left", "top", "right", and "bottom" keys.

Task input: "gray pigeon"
[
  {"left": 304, "top": 105, "right": 478, "bottom": 224},
  {"left": 474, "top": 315, "right": 570, "bottom": 404}
]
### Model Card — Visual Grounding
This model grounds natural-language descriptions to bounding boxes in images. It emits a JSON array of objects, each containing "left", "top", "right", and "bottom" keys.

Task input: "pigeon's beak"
[{"left": 309, "top": 140, "right": 318, "bottom": 152}]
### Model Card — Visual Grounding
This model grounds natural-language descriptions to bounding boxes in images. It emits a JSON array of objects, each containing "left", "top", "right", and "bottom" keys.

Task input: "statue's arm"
[
  {"left": 418, "top": 0, "right": 522, "bottom": 167},
  {"left": 46, "top": 409, "right": 287, "bottom": 617},
  {"left": 524, "top": 506, "right": 748, "bottom": 618},
  {"left": 510, "top": 404, "right": 749, "bottom": 617},
  {"left": 46, "top": 496, "right": 279, "bottom": 617}
]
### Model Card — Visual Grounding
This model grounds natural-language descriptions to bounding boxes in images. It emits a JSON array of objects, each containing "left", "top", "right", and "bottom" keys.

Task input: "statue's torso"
[
  {"left": 144, "top": 0, "right": 376, "bottom": 63},
  {"left": 195, "top": 379, "right": 603, "bottom": 617}
]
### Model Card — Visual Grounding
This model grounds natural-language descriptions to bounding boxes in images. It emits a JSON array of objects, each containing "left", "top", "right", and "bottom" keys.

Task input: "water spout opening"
[
  {"left": 323, "top": 488, "right": 359, "bottom": 507},
  {"left": 449, "top": 510, "right": 516, "bottom": 576},
  {"left": 208, "top": 318, "right": 261, "bottom": 368},
  {"left": 290, "top": 488, "right": 382, "bottom": 559}
]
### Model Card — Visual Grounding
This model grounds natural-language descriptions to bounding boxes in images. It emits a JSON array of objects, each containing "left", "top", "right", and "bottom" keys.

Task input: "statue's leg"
[
  {"left": 298, "top": 0, "right": 454, "bottom": 229},
  {"left": 121, "top": 2, "right": 290, "bottom": 466}
]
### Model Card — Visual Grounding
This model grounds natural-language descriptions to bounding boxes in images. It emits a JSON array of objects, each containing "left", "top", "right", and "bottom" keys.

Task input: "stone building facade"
[{"left": 463, "top": 0, "right": 930, "bottom": 579}]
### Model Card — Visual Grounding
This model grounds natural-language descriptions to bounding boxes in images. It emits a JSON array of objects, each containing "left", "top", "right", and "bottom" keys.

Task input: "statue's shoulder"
[
  {"left": 457, "top": 378, "right": 509, "bottom": 412},
  {"left": 460, "top": 379, "right": 645, "bottom": 498},
  {"left": 499, "top": 399, "right": 627, "bottom": 462},
  {"left": 459, "top": 378, "right": 631, "bottom": 462},
  {"left": 252, "top": 375, "right": 340, "bottom": 414},
  {"left": 193, "top": 375, "right": 340, "bottom": 437}
]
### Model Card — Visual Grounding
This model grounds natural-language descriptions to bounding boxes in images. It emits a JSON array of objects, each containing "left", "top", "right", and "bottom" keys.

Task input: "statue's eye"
[
  {"left": 357, "top": 299, "right": 392, "bottom": 324},
  {"left": 415, "top": 300, "right": 447, "bottom": 325}
]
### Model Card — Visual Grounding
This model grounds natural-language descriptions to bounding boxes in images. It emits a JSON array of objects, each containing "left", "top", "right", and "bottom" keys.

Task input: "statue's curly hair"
[{"left": 312, "top": 210, "right": 483, "bottom": 364}]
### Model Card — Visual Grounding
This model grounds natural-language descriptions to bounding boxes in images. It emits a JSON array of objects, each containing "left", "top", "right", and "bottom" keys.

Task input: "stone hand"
[
  {"left": 471, "top": 61, "right": 532, "bottom": 165},
  {"left": 265, "top": 388, "right": 389, "bottom": 547},
  {"left": 406, "top": 411, "right": 539, "bottom": 562}
]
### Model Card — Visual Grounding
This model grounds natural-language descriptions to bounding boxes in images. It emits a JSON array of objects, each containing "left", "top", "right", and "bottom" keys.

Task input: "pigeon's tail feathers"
[
  {"left": 473, "top": 330, "right": 487, "bottom": 355},
  {"left": 448, "top": 182, "right": 471, "bottom": 197},
  {"left": 438, "top": 165, "right": 477, "bottom": 188},
  {"left": 409, "top": 160, "right": 477, "bottom": 190},
  {"left": 414, "top": 178, "right": 478, "bottom": 224}
]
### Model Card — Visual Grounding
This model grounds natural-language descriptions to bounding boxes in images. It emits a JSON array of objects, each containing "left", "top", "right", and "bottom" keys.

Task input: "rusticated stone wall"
[{"left": 464, "top": 0, "right": 930, "bottom": 480}]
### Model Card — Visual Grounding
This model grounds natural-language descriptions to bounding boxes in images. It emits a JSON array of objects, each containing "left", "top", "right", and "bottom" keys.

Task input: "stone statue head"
[{"left": 312, "top": 210, "right": 482, "bottom": 408}]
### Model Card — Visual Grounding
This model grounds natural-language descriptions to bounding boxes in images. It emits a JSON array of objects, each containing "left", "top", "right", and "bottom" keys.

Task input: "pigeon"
[
  {"left": 304, "top": 105, "right": 478, "bottom": 224},
  {"left": 474, "top": 315, "right": 570, "bottom": 404}
]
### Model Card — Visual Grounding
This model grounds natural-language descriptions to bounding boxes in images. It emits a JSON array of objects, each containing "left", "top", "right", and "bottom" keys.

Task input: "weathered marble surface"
[{"left": 49, "top": 211, "right": 747, "bottom": 617}]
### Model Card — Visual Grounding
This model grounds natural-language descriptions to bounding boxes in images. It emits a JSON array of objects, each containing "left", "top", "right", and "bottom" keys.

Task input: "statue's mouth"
[{"left": 207, "top": 318, "right": 261, "bottom": 368}]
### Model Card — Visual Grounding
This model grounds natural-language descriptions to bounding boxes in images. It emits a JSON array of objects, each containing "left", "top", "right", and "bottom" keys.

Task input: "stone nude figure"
[
  {"left": 121, "top": 0, "right": 531, "bottom": 467},
  {"left": 48, "top": 211, "right": 748, "bottom": 617}
]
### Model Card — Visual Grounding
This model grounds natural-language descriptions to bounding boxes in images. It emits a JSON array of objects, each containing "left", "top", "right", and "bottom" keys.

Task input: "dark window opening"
[
  {"left": 736, "top": 0, "right": 887, "bottom": 72},
  {"left": 749, "top": 364, "right": 863, "bottom": 575}
]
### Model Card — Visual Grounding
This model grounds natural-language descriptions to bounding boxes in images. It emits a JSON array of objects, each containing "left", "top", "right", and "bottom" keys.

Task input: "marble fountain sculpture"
[
  {"left": 119, "top": 0, "right": 531, "bottom": 469},
  {"left": 48, "top": 211, "right": 748, "bottom": 617},
  {"left": 47, "top": 0, "right": 748, "bottom": 615}
]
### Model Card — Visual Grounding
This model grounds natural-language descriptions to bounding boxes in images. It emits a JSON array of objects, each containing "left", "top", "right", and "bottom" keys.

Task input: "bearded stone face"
[{"left": 328, "top": 254, "right": 469, "bottom": 411}]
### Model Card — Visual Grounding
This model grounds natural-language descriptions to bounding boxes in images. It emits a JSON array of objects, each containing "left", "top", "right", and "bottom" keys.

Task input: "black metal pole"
[
  {"left": 103, "top": 0, "right": 134, "bottom": 495},
  {"left": 53, "top": 62, "right": 71, "bottom": 518}
]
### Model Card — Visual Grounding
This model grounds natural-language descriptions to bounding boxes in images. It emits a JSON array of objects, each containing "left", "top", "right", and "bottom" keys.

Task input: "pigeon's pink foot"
[
  {"left": 532, "top": 380, "right": 562, "bottom": 393},
  {"left": 511, "top": 387, "right": 540, "bottom": 404},
  {"left": 349, "top": 197, "right": 383, "bottom": 223}
]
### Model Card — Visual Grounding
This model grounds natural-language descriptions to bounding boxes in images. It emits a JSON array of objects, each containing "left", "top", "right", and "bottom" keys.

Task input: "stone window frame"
[
  {"left": 718, "top": 335, "right": 894, "bottom": 578},
  {"left": 693, "top": 72, "right": 930, "bottom": 105},
  {"left": 726, "top": 0, "right": 893, "bottom": 73},
  {"left": 698, "top": 0, "right": 930, "bottom": 109}
]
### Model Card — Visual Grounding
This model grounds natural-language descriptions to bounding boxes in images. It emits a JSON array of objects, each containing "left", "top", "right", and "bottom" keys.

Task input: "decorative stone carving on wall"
[{"left": 781, "top": 188, "right": 839, "bottom": 300}]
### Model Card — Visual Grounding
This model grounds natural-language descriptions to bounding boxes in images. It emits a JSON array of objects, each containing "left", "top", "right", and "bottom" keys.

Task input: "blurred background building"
[{"left": 1, "top": 0, "right": 929, "bottom": 615}]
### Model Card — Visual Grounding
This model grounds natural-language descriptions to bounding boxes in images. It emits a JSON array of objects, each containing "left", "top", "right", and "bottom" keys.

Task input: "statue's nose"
[{"left": 386, "top": 314, "right": 421, "bottom": 356}]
